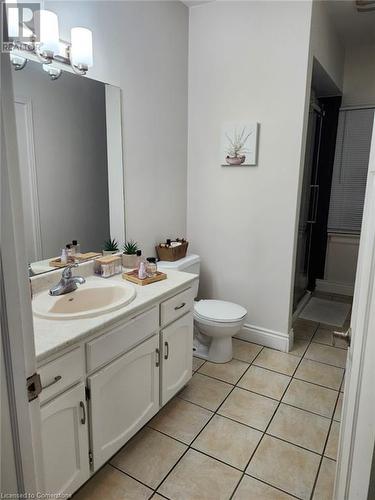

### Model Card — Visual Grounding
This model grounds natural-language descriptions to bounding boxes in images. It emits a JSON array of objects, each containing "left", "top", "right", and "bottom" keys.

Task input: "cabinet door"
[
  {"left": 161, "top": 312, "right": 193, "bottom": 405},
  {"left": 88, "top": 335, "right": 160, "bottom": 471},
  {"left": 41, "top": 383, "right": 89, "bottom": 496}
]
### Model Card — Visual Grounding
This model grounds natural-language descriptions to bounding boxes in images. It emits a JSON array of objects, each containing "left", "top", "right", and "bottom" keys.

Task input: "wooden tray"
[
  {"left": 49, "top": 257, "right": 75, "bottom": 268},
  {"left": 123, "top": 270, "right": 167, "bottom": 286}
]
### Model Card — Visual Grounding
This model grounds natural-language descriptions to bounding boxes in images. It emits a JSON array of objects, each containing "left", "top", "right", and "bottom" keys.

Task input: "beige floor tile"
[
  {"left": 289, "top": 339, "right": 309, "bottom": 357},
  {"left": 149, "top": 398, "right": 213, "bottom": 444},
  {"left": 232, "top": 339, "right": 263, "bottom": 363},
  {"left": 192, "top": 414, "right": 262, "bottom": 470},
  {"left": 192, "top": 357, "right": 205, "bottom": 372},
  {"left": 294, "top": 359, "right": 344, "bottom": 390},
  {"left": 218, "top": 387, "right": 278, "bottom": 431},
  {"left": 151, "top": 495, "right": 165, "bottom": 500},
  {"left": 325, "top": 421, "right": 340, "bottom": 460},
  {"left": 253, "top": 348, "right": 300, "bottom": 376},
  {"left": 233, "top": 475, "right": 295, "bottom": 500},
  {"left": 282, "top": 379, "right": 337, "bottom": 418},
  {"left": 111, "top": 428, "right": 187, "bottom": 489},
  {"left": 313, "top": 457, "right": 336, "bottom": 500},
  {"left": 198, "top": 358, "right": 249, "bottom": 385},
  {"left": 247, "top": 435, "right": 320, "bottom": 500},
  {"left": 178, "top": 373, "right": 232, "bottom": 411},
  {"left": 293, "top": 319, "right": 318, "bottom": 340},
  {"left": 305, "top": 343, "right": 347, "bottom": 368},
  {"left": 313, "top": 328, "right": 348, "bottom": 349},
  {"left": 237, "top": 365, "right": 290, "bottom": 400},
  {"left": 158, "top": 449, "right": 241, "bottom": 500},
  {"left": 267, "top": 403, "right": 331, "bottom": 454},
  {"left": 73, "top": 465, "right": 152, "bottom": 500},
  {"left": 334, "top": 392, "right": 343, "bottom": 422}
]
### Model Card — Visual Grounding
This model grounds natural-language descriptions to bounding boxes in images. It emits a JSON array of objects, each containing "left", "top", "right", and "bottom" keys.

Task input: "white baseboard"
[
  {"left": 293, "top": 291, "right": 312, "bottom": 323},
  {"left": 235, "top": 323, "right": 290, "bottom": 352},
  {"left": 315, "top": 279, "right": 354, "bottom": 297}
]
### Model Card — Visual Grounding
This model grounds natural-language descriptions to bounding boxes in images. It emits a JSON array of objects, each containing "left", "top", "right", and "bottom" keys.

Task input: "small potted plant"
[
  {"left": 225, "top": 127, "right": 252, "bottom": 165},
  {"left": 122, "top": 240, "right": 138, "bottom": 269},
  {"left": 103, "top": 238, "right": 119, "bottom": 255}
]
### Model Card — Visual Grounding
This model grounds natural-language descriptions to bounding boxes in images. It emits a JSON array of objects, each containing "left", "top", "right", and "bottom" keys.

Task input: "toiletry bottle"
[
  {"left": 138, "top": 260, "right": 147, "bottom": 280},
  {"left": 66, "top": 244, "right": 72, "bottom": 258},
  {"left": 146, "top": 257, "right": 157, "bottom": 277},
  {"left": 61, "top": 247, "right": 68, "bottom": 264},
  {"left": 72, "top": 240, "right": 81, "bottom": 255},
  {"left": 136, "top": 250, "right": 147, "bottom": 270}
]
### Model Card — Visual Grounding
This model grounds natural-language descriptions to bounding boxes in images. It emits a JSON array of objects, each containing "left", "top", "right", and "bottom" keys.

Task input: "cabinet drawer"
[
  {"left": 86, "top": 306, "right": 158, "bottom": 372},
  {"left": 160, "top": 288, "right": 193, "bottom": 327},
  {"left": 39, "top": 347, "right": 84, "bottom": 403}
]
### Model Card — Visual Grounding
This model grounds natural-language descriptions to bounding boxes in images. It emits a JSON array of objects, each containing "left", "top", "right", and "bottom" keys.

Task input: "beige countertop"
[{"left": 33, "top": 269, "right": 197, "bottom": 363}]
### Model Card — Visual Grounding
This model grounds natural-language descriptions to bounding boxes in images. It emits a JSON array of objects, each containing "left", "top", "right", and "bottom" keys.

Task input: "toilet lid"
[{"left": 194, "top": 300, "right": 247, "bottom": 323}]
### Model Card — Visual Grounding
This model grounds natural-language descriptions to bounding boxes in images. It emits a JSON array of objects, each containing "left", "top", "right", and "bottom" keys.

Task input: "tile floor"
[{"left": 74, "top": 316, "right": 348, "bottom": 500}]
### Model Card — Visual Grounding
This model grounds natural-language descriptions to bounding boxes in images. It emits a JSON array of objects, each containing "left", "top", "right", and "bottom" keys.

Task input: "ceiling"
[
  {"left": 325, "top": 0, "right": 375, "bottom": 47},
  {"left": 180, "top": 1, "right": 213, "bottom": 7}
]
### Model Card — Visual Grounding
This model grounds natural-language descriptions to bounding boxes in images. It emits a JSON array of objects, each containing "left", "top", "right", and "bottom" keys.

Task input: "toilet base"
[{"left": 193, "top": 332, "right": 233, "bottom": 364}]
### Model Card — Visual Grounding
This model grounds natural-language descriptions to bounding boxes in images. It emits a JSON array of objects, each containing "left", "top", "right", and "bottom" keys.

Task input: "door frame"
[
  {"left": 334, "top": 115, "right": 375, "bottom": 499},
  {"left": 14, "top": 95, "right": 43, "bottom": 262},
  {"left": 1, "top": 53, "right": 44, "bottom": 493}
]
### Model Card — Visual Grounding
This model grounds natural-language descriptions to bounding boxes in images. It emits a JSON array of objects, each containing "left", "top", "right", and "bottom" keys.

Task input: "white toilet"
[{"left": 157, "top": 254, "right": 247, "bottom": 363}]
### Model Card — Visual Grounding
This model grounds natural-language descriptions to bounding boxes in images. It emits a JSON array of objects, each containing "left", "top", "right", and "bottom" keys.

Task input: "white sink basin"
[{"left": 33, "top": 279, "right": 136, "bottom": 320}]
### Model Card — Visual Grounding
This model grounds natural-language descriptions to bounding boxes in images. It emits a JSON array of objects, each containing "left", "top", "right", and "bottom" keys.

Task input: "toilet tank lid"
[{"left": 157, "top": 254, "right": 200, "bottom": 271}]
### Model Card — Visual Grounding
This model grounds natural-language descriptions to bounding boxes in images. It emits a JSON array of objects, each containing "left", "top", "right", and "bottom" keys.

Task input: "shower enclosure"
[{"left": 293, "top": 100, "right": 324, "bottom": 310}]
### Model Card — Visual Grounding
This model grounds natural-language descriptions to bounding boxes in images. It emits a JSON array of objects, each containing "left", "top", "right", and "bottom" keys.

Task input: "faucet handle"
[{"left": 62, "top": 263, "right": 78, "bottom": 279}]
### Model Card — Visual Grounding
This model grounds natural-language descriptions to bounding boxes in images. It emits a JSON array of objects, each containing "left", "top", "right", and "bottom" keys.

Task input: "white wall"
[
  {"left": 46, "top": 1, "right": 189, "bottom": 257},
  {"left": 342, "top": 43, "right": 375, "bottom": 107},
  {"left": 187, "top": 0, "right": 313, "bottom": 344},
  {"left": 310, "top": 0, "right": 345, "bottom": 92}
]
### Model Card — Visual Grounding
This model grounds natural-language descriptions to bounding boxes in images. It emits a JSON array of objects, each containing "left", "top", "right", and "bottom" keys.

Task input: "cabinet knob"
[{"left": 155, "top": 348, "right": 160, "bottom": 367}]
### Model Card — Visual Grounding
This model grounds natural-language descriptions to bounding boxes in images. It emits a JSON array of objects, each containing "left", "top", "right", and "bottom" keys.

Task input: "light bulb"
[
  {"left": 39, "top": 10, "right": 59, "bottom": 56},
  {"left": 70, "top": 27, "right": 93, "bottom": 69}
]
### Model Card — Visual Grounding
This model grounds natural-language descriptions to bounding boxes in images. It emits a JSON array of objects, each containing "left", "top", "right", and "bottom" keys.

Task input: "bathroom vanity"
[{"left": 32, "top": 269, "right": 197, "bottom": 496}]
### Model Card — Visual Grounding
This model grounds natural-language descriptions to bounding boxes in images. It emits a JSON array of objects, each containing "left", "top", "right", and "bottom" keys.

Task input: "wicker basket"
[{"left": 156, "top": 241, "right": 188, "bottom": 262}]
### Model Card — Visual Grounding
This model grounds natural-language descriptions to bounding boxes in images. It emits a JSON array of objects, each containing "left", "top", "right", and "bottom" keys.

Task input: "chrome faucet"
[{"left": 49, "top": 264, "right": 86, "bottom": 296}]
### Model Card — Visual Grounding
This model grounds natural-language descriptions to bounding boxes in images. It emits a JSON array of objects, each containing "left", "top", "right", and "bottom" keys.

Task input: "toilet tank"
[{"left": 157, "top": 254, "right": 200, "bottom": 297}]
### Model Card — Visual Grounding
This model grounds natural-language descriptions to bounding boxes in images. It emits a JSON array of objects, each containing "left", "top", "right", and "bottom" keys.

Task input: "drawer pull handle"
[
  {"left": 80, "top": 401, "right": 86, "bottom": 425},
  {"left": 174, "top": 302, "right": 186, "bottom": 311},
  {"left": 42, "top": 375, "right": 62, "bottom": 390},
  {"left": 155, "top": 348, "right": 160, "bottom": 367},
  {"left": 164, "top": 341, "right": 169, "bottom": 360}
]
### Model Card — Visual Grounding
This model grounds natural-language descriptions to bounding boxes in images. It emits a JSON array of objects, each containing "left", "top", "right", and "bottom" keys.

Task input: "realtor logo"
[{"left": 2, "top": 2, "right": 40, "bottom": 52}]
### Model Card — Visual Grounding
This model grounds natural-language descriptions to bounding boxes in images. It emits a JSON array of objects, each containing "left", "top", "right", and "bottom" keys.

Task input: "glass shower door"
[{"left": 293, "top": 105, "right": 322, "bottom": 310}]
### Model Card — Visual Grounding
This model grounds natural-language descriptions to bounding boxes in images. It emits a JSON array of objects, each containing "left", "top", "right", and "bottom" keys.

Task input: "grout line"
[
  {"left": 80, "top": 318, "right": 345, "bottom": 500},
  {"left": 109, "top": 463, "right": 158, "bottom": 493},
  {"left": 243, "top": 473, "right": 303, "bottom": 500}
]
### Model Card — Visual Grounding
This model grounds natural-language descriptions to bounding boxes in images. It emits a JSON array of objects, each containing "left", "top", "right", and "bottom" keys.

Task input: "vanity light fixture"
[
  {"left": 42, "top": 63, "right": 62, "bottom": 81},
  {"left": 36, "top": 10, "right": 60, "bottom": 63},
  {"left": 8, "top": 9, "right": 93, "bottom": 79},
  {"left": 70, "top": 27, "right": 93, "bottom": 74}
]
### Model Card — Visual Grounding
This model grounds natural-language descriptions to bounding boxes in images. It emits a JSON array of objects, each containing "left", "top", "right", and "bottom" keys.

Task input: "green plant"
[
  {"left": 123, "top": 240, "right": 138, "bottom": 255},
  {"left": 103, "top": 238, "right": 119, "bottom": 252}
]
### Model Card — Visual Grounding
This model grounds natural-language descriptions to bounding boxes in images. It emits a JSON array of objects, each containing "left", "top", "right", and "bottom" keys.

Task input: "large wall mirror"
[{"left": 13, "top": 60, "right": 125, "bottom": 275}]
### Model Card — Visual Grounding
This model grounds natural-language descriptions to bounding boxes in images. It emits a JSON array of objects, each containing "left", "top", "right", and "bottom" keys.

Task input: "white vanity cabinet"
[
  {"left": 40, "top": 383, "right": 90, "bottom": 496},
  {"left": 37, "top": 284, "right": 195, "bottom": 497},
  {"left": 161, "top": 312, "right": 193, "bottom": 405},
  {"left": 88, "top": 334, "right": 160, "bottom": 471}
]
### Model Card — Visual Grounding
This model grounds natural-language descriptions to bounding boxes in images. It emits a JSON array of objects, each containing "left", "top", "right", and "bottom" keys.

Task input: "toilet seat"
[{"left": 194, "top": 300, "right": 247, "bottom": 323}]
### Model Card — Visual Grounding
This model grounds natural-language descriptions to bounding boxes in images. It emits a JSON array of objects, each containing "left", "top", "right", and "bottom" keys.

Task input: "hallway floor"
[{"left": 74, "top": 317, "right": 348, "bottom": 500}]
